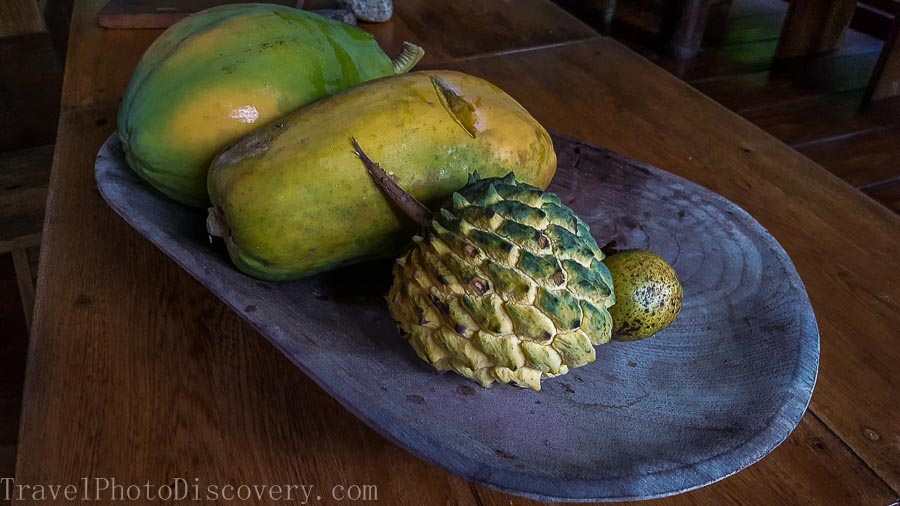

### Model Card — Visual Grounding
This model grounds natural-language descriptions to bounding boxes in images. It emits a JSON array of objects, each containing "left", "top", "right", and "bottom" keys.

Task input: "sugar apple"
[{"left": 385, "top": 173, "right": 616, "bottom": 390}]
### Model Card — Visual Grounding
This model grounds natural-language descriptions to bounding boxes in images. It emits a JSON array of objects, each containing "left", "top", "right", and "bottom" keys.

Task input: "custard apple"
[{"left": 387, "top": 173, "right": 616, "bottom": 390}]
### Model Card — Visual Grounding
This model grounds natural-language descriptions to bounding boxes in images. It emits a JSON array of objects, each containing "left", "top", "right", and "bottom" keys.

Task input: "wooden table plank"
[
  {"left": 97, "top": 0, "right": 599, "bottom": 66},
  {"left": 19, "top": 104, "right": 481, "bottom": 505},
  {"left": 13, "top": 2, "right": 589, "bottom": 505},
  {"left": 364, "top": 0, "right": 598, "bottom": 65},
  {"left": 98, "top": 0, "right": 302, "bottom": 28},
  {"left": 16, "top": 0, "right": 899, "bottom": 504},
  {"left": 51, "top": 8, "right": 161, "bottom": 112},
  {"left": 436, "top": 39, "right": 900, "bottom": 492}
]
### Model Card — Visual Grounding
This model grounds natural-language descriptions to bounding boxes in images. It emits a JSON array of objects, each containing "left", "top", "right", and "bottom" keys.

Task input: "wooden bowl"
[{"left": 95, "top": 132, "right": 818, "bottom": 502}]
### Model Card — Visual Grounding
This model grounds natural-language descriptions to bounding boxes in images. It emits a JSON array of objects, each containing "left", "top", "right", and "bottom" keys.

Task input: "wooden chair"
[
  {"left": 553, "top": 0, "right": 733, "bottom": 58},
  {"left": 0, "top": 148, "right": 44, "bottom": 477},
  {"left": 660, "top": 0, "right": 734, "bottom": 59},
  {"left": 0, "top": 146, "right": 52, "bottom": 332},
  {"left": 0, "top": 0, "right": 67, "bottom": 332},
  {"left": 774, "top": 0, "right": 900, "bottom": 105},
  {"left": 864, "top": 13, "right": 900, "bottom": 103}
]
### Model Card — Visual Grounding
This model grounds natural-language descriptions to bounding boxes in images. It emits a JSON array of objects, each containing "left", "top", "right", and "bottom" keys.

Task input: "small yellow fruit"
[{"left": 605, "top": 249, "right": 682, "bottom": 341}]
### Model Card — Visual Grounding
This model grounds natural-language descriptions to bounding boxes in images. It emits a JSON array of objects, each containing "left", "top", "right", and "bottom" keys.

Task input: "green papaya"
[
  {"left": 118, "top": 4, "right": 423, "bottom": 207},
  {"left": 207, "top": 70, "right": 557, "bottom": 281}
]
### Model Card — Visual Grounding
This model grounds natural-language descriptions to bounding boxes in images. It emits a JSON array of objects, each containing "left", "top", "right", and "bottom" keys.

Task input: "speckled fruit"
[{"left": 605, "top": 249, "right": 682, "bottom": 341}]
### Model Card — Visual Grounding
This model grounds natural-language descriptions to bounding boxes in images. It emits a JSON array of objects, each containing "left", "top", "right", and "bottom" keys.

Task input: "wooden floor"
[
  {"left": 0, "top": 0, "right": 897, "bottom": 487},
  {"left": 584, "top": 0, "right": 900, "bottom": 212}
]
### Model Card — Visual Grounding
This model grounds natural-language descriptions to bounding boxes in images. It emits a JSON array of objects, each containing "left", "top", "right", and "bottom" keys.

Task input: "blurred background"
[{"left": 1, "top": 0, "right": 898, "bottom": 484}]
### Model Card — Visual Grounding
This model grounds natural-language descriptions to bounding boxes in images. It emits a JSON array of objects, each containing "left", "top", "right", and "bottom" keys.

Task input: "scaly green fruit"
[
  {"left": 605, "top": 249, "right": 682, "bottom": 341},
  {"left": 380, "top": 172, "right": 615, "bottom": 391},
  {"left": 207, "top": 71, "right": 556, "bottom": 281},
  {"left": 118, "top": 3, "right": 423, "bottom": 207}
]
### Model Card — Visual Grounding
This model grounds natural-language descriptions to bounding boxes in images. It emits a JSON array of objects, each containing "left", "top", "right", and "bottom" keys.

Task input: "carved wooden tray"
[{"left": 95, "top": 132, "right": 819, "bottom": 502}]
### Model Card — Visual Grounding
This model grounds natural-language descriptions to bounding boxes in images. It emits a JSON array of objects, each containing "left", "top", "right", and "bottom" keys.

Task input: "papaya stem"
[
  {"left": 207, "top": 206, "right": 230, "bottom": 238},
  {"left": 391, "top": 42, "right": 425, "bottom": 74},
  {"left": 351, "top": 137, "right": 432, "bottom": 228}
]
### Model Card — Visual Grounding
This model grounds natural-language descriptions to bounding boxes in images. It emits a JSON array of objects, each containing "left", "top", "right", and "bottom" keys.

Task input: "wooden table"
[{"left": 16, "top": 1, "right": 900, "bottom": 504}]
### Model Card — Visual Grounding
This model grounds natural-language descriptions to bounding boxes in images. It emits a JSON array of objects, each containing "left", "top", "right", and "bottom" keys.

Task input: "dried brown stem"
[
  {"left": 601, "top": 240, "right": 619, "bottom": 257},
  {"left": 351, "top": 137, "right": 432, "bottom": 228}
]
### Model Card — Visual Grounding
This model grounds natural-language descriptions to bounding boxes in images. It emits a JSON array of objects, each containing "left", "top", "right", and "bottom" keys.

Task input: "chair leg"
[
  {"left": 553, "top": 0, "right": 616, "bottom": 35},
  {"left": 596, "top": 0, "right": 616, "bottom": 35},
  {"left": 11, "top": 249, "right": 35, "bottom": 332},
  {"left": 661, "top": 0, "right": 719, "bottom": 60},
  {"left": 774, "top": 0, "right": 857, "bottom": 60},
  {"left": 702, "top": 0, "right": 733, "bottom": 47},
  {"left": 863, "top": 17, "right": 900, "bottom": 105}
]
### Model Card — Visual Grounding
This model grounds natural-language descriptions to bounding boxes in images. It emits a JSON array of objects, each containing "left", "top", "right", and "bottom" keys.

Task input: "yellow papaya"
[
  {"left": 118, "top": 4, "right": 423, "bottom": 207},
  {"left": 207, "top": 71, "right": 557, "bottom": 281}
]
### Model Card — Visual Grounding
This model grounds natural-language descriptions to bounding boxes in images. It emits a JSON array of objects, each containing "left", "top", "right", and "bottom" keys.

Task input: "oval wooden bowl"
[{"left": 95, "top": 132, "right": 819, "bottom": 502}]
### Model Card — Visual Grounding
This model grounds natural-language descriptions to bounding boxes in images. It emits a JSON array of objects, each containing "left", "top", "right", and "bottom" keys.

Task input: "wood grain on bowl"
[{"left": 92, "top": 131, "right": 818, "bottom": 501}]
